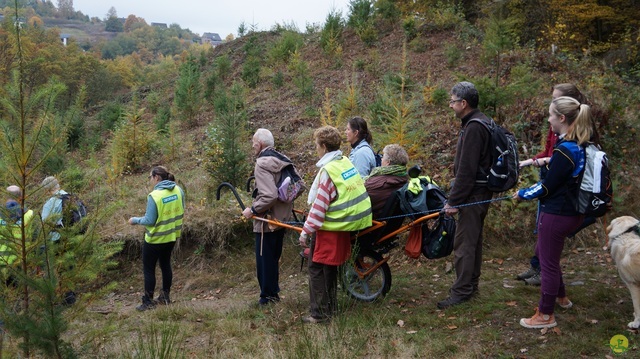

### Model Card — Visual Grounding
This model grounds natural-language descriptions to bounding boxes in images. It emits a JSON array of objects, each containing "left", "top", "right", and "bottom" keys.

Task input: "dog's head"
[{"left": 607, "top": 216, "right": 640, "bottom": 247}]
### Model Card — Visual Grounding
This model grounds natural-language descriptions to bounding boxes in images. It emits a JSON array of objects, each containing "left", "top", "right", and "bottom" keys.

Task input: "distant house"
[
  {"left": 201, "top": 32, "right": 222, "bottom": 47},
  {"left": 151, "top": 22, "right": 168, "bottom": 29},
  {"left": 60, "top": 33, "right": 70, "bottom": 46}
]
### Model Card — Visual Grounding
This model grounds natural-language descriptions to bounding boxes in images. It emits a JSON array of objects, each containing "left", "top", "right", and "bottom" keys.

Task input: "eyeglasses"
[
  {"left": 148, "top": 174, "right": 154, "bottom": 179},
  {"left": 449, "top": 99, "right": 463, "bottom": 105}
]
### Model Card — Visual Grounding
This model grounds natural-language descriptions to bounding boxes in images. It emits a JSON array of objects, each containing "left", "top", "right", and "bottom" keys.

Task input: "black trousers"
[
  {"left": 255, "top": 230, "right": 285, "bottom": 301},
  {"left": 142, "top": 241, "right": 175, "bottom": 299}
]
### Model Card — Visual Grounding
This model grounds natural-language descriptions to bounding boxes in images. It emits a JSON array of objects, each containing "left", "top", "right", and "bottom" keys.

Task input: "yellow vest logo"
[{"left": 609, "top": 334, "right": 628, "bottom": 354}]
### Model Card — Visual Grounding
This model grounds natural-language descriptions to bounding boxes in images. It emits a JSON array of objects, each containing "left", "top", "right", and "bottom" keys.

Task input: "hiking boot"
[
  {"left": 520, "top": 308, "right": 557, "bottom": 329},
  {"left": 63, "top": 291, "right": 77, "bottom": 305},
  {"left": 517, "top": 266, "right": 540, "bottom": 280},
  {"left": 258, "top": 295, "right": 280, "bottom": 306},
  {"left": 156, "top": 291, "right": 171, "bottom": 305},
  {"left": 302, "top": 315, "right": 328, "bottom": 324},
  {"left": 136, "top": 296, "right": 156, "bottom": 312},
  {"left": 437, "top": 295, "right": 470, "bottom": 309},
  {"left": 556, "top": 297, "right": 573, "bottom": 309},
  {"left": 524, "top": 272, "right": 541, "bottom": 286}
]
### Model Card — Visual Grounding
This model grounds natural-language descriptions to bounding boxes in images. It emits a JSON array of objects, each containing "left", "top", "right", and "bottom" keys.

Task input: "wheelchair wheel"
[{"left": 342, "top": 250, "right": 391, "bottom": 302}]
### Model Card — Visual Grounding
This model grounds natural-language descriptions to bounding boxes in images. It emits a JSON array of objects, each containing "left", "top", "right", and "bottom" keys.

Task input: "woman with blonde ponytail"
[{"left": 513, "top": 96, "right": 592, "bottom": 330}]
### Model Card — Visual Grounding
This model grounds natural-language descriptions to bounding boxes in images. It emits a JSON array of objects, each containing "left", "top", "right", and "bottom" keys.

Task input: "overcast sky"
[{"left": 72, "top": 0, "right": 352, "bottom": 38}]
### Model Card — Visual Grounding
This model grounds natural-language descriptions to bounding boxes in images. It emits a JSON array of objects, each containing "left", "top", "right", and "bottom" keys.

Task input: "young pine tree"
[
  {"left": 0, "top": 5, "right": 122, "bottom": 357},
  {"left": 173, "top": 54, "right": 203, "bottom": 127}
]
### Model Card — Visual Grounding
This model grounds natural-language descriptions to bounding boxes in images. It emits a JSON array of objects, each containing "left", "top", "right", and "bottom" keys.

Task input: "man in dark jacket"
[
  {"left": 242, "top": 128, "right": 298, "bottom": 305},
  {"left": 439, "top": 81, "right": 493, "bottom": 309}
]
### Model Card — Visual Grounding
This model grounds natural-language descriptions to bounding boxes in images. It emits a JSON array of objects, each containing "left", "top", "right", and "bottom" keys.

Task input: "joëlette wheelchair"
[{"left": 216, "top": 167, "right": 447, "bottom": 302}]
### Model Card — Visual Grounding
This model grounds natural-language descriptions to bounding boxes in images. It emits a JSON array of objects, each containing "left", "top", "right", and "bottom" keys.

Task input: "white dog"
[{"left": 607, "top": 216, "right": 640, "bottom": 329}]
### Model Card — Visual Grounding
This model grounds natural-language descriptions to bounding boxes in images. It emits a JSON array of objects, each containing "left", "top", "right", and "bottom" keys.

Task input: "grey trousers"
[
  {"left": 449, "top": 190, "right": 492, "bottom": 298},
  {"left": 308, "top": 237, "right": 338, "bottom": 319}
]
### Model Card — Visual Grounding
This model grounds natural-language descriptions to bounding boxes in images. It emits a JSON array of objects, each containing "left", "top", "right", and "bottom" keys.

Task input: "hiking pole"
[
  {"left": 216, "top": 182, "right": 302, "bottom": 229},
  {"left": 215, "top": 182, "right": 245, "bottom": 210}
]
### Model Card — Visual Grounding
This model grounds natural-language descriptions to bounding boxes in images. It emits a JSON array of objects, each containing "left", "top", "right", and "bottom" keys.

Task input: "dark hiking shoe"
[
  {"left": 517, "top": 266, "right": 540, "bottom": 280},
  {"left": 525, "top": 272, "right": 542, "bottom": 286},
  {"left": 437, "top": 295, "right": 471, "bottom": 309},
  {"left": 156, "top": 291, "right": 171, "bottom": 305},
  {"left": 136, "top": 296, "right": 156, "bottom": 312},
  {"left": 63, "top": 291, "right": 77, "bottom": 305}
]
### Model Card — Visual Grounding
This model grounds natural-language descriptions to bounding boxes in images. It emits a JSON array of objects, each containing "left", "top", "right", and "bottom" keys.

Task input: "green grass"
[{"left": 2, "top": 226, "right": 636, "bottom": 358}]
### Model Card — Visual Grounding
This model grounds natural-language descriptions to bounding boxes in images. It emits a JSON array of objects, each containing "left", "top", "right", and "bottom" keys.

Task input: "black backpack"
[
  {"left": 396, "top": 176, "right": 446, "bottom": 220},
  {"left": 574, "top": 143, "right": 613, "bottom": 217},
  {"left": 59, "top": 193, "right": 88, "bottom": 228},
  {"left": 469, "top": 118, "right": 519, "bottom": 193}
]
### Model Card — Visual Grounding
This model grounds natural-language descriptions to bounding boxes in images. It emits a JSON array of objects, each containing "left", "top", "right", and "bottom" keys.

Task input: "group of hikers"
[
  {"left": 2, "top": 80, "right": 599, "bottom": 332},
  {"left": 1, "top": 176, "right": 78, "bottom": 304},
  {"left": 234, "top": 80, "right": 599, "bottom": 328}
]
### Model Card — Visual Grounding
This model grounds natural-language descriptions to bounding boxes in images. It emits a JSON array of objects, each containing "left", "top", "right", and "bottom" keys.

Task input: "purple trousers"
[{"left": 535, "top": 212, "right": 583, "bottom": 314}]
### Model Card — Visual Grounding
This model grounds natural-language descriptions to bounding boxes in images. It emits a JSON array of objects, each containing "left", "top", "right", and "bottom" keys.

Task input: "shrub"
[
  {"left": 108, "top": 105, "right": 158, "bottom": 175},
  {"left": 96, "top": 102, "right": 125, "bottom": 132},
  {"left": 375, "top": 0, "right": 401, "bottom": 23},
  {"left": 320, "top": 9, "right": 344, "bottom": 55},
  {"left": 268, "top": 31, "right": 304, "bottom": 64},
  {"left": 154, "top": 105, "right": 171, "bottom": 133},
  {"left": 242, "top": 35, "right": 263, "bottom": 88},
  {"left": 402, "top": 17, "right": 417, "bottom": 41},
  {"left": 335, "top": 78, "right": 362, "bottom": 123},
  {"left": 444, "top": 44, "right": 462, "bottom": 67},
  {"left": 215, "top": 54, "right": 232, "bottom": 80},
  {"left": 204, "top": 82, "right": 250, "bottom": 187},
  {"left": 173, "top": 54, "right": 203, "bottom": 127},
  {"left": 272, "top": 70, "right": 284, "bottom": 88},
  {"left": 429, "top": 87, "right": 449, "bottom": 106},
  {"left": 289, "top": 50, "right": 314, "bottom": 101}
]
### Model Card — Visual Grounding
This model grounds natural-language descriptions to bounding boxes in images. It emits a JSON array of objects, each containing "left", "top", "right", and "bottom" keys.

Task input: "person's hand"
[
  {"left": 242, "top": 207, "right": 253, "bottom": 219},
  {"left": 532, "top": 157, "right": 549, "bottom": 168},
  {"left": 299, "top": 233, "right": 308, "bottom": 247},
  {"left": 519, "top": 158, "right": 533, "bottom": 168},
  {"left": 128, "top": 218, "right": 135, "bottom": 225},
  {"left": 512, "top": 192, "right": 522, "bottom": 201},
  {"left": 443, "top": 203, "right": 458, "bottom": 216}
]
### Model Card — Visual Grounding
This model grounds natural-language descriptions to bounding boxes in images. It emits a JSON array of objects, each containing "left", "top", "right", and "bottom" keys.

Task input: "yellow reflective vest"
[
  {"left": 321, "top": 157, "right": 372, "bottom": 231},
  {"left": 0, "top": 209, "right": 35, "bottom": 267},
  {"left": 145, "top": 187, "right": 184, "bottom": 244}
]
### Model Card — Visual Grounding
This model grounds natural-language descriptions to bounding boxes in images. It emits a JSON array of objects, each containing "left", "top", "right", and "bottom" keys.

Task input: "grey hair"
[
  {"left": 254, "top": 128, "right": 274, "bottom": 147},
  {"left": 42, "top": 176, "right": 60, "bottom": 192},
  {"left": 383, "top": 144, "right": 409, "bottom": 166},
  {"left": 451, "top": 81, "right": 479, "bottom": 108},
  {"left": 6, "top": 185, "right": 21, "bottom": 197}
]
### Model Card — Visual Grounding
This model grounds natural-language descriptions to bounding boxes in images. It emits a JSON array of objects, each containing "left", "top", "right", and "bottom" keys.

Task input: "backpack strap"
[{"left": 465, "top": 118, "right": 493, "bottom": 182}]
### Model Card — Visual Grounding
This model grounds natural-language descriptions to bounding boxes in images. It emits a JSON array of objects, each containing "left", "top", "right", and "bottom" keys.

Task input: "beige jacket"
[{"left": 250, "top": 147, "right": 296, "bottom": 233}]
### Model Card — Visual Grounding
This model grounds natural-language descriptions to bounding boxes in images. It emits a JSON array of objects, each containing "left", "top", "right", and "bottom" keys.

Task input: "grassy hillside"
[{"left": 3, "top": 11, "right": 640, "bottom": 357}]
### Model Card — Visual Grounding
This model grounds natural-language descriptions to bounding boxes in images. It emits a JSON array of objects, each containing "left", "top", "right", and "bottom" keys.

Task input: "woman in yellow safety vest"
[
  {"left": 128, "top": 166, "right": 185, "bottom": 311},
  {"left": 298, "top": 126, "right": 372, "bottom": 323}
]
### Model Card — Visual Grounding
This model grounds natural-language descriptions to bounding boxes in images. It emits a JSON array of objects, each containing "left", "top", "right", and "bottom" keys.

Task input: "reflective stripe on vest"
[
  {"left": 321, "top": 157, "right": 372, "bottom": 231},
  {"left": 145, "top": 187, "right": 184, "bottom": 244}
]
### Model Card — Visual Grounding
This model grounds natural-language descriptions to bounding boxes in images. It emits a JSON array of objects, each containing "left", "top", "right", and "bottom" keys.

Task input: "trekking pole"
[
  {"left": 215, "top": 182, "right": 246, "bottom": 210},
  {"left": 216, "top": 182, "right": 302, "bottom": 231}
]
